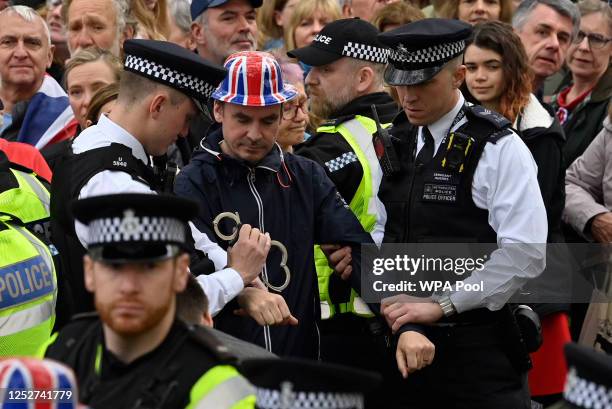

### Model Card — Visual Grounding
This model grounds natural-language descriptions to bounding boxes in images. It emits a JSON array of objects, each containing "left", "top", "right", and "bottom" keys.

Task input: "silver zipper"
[{"left": 247, "top": 168, "right": 273, "bottom": 353}]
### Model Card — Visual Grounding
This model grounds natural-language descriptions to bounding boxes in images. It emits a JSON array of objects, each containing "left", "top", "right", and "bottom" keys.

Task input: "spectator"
[
  {"left": 284, "top": 0, "right": 341, "bottom": 53},
  {"left": 372, "top": 1, "right": 425, "bottom": 33},
  {"left": 439, "top": 0, "right": 513, "bottom": 25},
  {"left": 339, "top": 0, "right": 399, "bottom": 22},
  {"left": 62, "top": 0, "right": 131, "bottom": 56},
  {"left": 0, "top": 5, "right": 77, "bottom": 149},
  {"left": 166, "top": 0, "right": 195, "bottom": 50},
  {"left": 130, "top": 0, "right": 168, "bottom": 40},
  {"left": 44, "top": 0, "right": 69, "bottom": 83},
  {"left": 84, "top": 82, "right": 119, "bottom": 128},
  {"left": 64, "top": 47, "right": 121, "bottom": 131},
  {"left": 550, "top": 0, "right": 612, "bottom": 170},
  {"left": 190, "top": 0, "right": 260, "bottom": 66},
  {"left": 563, "top": 106, "right": 612, "bottom": 353},
  {"left": 256, "top": 0, "right": 299, "bottom": 50},
  {"left": 464, "top": 20, "right": 568, "bottom": 406},
  {"left": 513, "top": 0, "right": 580, "bottom": 95}
]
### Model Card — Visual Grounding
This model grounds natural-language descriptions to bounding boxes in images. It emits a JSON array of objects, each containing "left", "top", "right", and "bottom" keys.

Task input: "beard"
[
  {"left": 96, "top": 293, "right": 173, "bottom": 337},
  {"left": 308, "top": 86, "right": 355, "bottom": 121}
]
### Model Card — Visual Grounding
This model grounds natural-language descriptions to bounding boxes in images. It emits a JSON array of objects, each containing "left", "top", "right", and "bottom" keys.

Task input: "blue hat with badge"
[
  {"left": 378, "top": 18, "right": 472, "bottom": 86},
  {"left": 191, "top": 0, "right": 263, "bottom": 21}
]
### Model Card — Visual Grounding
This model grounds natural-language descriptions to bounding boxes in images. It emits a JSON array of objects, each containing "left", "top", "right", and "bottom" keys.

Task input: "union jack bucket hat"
[{"left": 212, "top": 51, "right": 297, "bottom": 107}]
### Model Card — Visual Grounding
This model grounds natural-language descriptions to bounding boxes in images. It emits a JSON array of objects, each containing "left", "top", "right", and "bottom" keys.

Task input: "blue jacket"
[{"left": 175, "top": 129, "right": 372, "bottom": 358}]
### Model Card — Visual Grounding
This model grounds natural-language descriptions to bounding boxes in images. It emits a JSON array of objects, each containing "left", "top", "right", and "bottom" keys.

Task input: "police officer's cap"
[
  {"left": 240, "top": 357, "right": 382, "bottom": 409},
  {"left": 547, "top": 343, "right": 612, "bottom": 409},
  {"left": 378, "top": 18, "right": 472, "bottom": 86},
  {"left": 123, "top": 39, "right": 227, "bottom": 116},
  {"left": 191, "top": 0, "right": 262, "bottom": 20},
  {"left": 72, "top": 194, "right": 199, "bottom": 263},
  {"left": 287, "top": 18, "right": 390, "bottom": 67}
]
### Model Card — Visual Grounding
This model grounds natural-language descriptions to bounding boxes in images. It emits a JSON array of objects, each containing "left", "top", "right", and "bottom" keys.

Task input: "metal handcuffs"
[{"left": 212, "top": 212, "right": 290, "bottom": 292}]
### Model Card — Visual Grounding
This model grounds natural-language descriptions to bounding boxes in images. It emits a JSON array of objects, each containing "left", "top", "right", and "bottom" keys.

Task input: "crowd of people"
[{"left": 0, "top": 0, "right": 611, "bottom": 408}]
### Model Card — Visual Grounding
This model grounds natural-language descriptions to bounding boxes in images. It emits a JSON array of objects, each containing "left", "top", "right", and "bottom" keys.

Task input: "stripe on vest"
[
  {"left": 0, "top": 297, "right": 54, "bottom": 336},
  {"left": 194, "top": 376, "right": 255, "bottom": 409}
]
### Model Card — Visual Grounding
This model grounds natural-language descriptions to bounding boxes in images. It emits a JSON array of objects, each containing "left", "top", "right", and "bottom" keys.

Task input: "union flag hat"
[
  {"left": 0, "top": 357, "right": 80, "bottom": 408},
  {"left": 212, "top": 51, "right": 297, "bottom": 107}
]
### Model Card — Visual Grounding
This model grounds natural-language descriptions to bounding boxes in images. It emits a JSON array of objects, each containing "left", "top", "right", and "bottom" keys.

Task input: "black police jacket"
[
  {"left": 45, "top": 315, "right": 238, "bottom": 409},
  {"left": 174, "top": 129, "right": 373, "bottom": 359},
  {"left": 50, "top": 143, "right": 158, "bottom": 314}
]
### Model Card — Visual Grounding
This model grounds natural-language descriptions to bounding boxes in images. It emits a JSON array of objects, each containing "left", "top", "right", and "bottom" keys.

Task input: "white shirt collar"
[
  {"left": 426, "top": 91, "right": 465, "bottom": 145},
  {"left": 96, "top": 114, "right": 149, "bottom": 164}
]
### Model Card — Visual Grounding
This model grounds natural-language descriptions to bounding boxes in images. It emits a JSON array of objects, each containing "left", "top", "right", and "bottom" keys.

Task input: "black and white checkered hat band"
[
  {"left": 125, "top": 54, "right": 217, "bottom": 99},
  {"left": 342, "top": 42, "right": 389, "bottom": 64},
  {"left": 563, "top": 367, "right": 612, "bottom": 408},
  {"left": 89, "top": 215, "right": 185, "bottom": 245},
  {"left": 390, "top": 40, "right": 465, "bottom": 65},
  {"left": 256, "top": 387, "right": 364, "bottom": 409}
]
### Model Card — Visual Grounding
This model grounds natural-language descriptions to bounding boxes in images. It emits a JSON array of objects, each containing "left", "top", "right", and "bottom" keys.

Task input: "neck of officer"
[
  {"left": 107, "top": 103, "right": 149, "bottom": 150},
  {"left": 0, "top": 79, "right": 43, "bottom": 114},
  {"left": 102, "top": 303, "right": 176, "bottom": 364}
]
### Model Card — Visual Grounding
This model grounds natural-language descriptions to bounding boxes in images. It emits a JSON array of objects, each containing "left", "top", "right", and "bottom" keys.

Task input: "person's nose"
[
  {"left": 51, "top": 5, "right": 62, "bottom": 18},
  {"left": 545, "top": 32, "right": 560, "bottom": 51},
  {"left": 474, "top": 0, "right": 486, "bottom": 13},
  {"left": 475, "top": 66, "right": 487, "bottom": 81},
  {"left": 294, "top": 103, "right": 308, "bottom": 123},
  {"left": 74, "top": 27, "right": 94, "bottom": 50},
  {"left": 118, "top": 270, "right": 141, "bottom": 295},
  {"left": 237, "top": 15, "right": 250, "bottom": 32},
  {"left": 577, "top": 34, "right": 591, "bottom": 52},
  {"left": 246, "top": 123, "right": 263, "bottom": 142},
  {"left": 311, "top": 20, "right": 324, "bottom": 35}
]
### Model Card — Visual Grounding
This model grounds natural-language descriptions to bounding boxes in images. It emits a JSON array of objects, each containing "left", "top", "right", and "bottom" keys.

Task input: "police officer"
[
  {"left": 0, "top": 151, "right": 59, "bottom": 356},
  {"left": 44, "top": 193, "right": 256, "bottom": 409},
  {"left": 374, "top": 19, "right": 548, "bottom": 408},
  {"left": 288, "top": 17, "right": 397, "bottom": 387},
  {"left": 50, "top": 39, "right": 271, "bottom": 316}
]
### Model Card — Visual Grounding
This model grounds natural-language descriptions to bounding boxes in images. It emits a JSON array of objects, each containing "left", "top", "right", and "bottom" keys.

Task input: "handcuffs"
[{"left": 213, "top": 212, "right": 291, "bottom": 292}]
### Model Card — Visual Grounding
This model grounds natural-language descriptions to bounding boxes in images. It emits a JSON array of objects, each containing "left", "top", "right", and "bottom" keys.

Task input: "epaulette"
[
  {"left": 488, "top": 128, "right": 514, "bottom": 144},
  {"left": 187, "top": 324, "right": 239, "bottom": 364},
  {"left": 467, "top": 105, "right": 511, "bottom": 129},
  {"left": 69, "top": 311, "right": 99, "bottom": 322}
]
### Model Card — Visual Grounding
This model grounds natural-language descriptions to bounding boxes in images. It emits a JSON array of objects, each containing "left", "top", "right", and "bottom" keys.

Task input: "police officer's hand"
[
  {"left": 591, "top": 212, "right": 612, "bottom": 243},
  {"left": 320, "top": 244, "right": 352, "bottom": 280},
  {"left": 235, "top": 287, "right": 299, "bottom": 326},
  {"left": 381, "top": 295, "right": 444, "bottom": 332},
  {"left": 227, "top": 225, "right": 272, "bottom": 285},
  {"left": 396, "top": 331, "right": 435, "bottom": 378}
]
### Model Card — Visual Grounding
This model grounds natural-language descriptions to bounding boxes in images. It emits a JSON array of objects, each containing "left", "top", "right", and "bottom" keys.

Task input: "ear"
[
  {"left": 355, "top": 66, "right": 374, "bottom": 94},
  {"left": 149, "top": 93, "right": 168, "bottom": 118},
  {"left": 213, "top": 101, "right": 224, "bottom": 123},
  {"left": 191, "top": 22, "right": 206, "bottom": 46},
  {"left": 47, "top": 44, "right": 55, "bottom": 69},
  {"left": 202, "top": 311, "right": 213, "bottom": 327},
  {"left": 342, "top": 4, "right": 352, "bottom": 18},
  {"left": 452, "top": 64, "right": 466, "bottom": 89},
  {"left": 173, "top": 253, "right": 190, "bottom": 293},
  {"left": 84, "top": 255, "right": 95, "bottom": 292},
  {"left": 186, "top": 33, "right": 197, "bottom": 51},
  {"left": 85, "top": 119, "right": 94, "bottom": 128}
]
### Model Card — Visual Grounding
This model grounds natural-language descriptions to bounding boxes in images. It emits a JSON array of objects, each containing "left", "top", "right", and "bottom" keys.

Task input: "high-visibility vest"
[
  {"left": 0, "top": 164, "right": 56, "bottom": 356},
  {"left": 0, "top": 219, "right": 57, "bottom": 356},
  {"left": 315, "top": 115, "right": 389, "bottom": 319}
]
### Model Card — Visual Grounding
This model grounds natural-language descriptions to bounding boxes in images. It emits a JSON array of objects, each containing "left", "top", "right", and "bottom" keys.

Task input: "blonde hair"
[
  {"left": 283, "top": 0, "right": 341, "bottom": 52},
  {"left": 64, "top": 47, "right": 123, "bottom": 87},
  {"left": 439, "top": 0, "right": 514, "bottom": 24},
  {"left": 130, "top": 0, "right": 169, "bottom": 40},
  {"left": 257, "top": 0, "right": 289, "bottom": 49},
  {"left": 372, "top": 2, "right": 425, "bottom": 32}
]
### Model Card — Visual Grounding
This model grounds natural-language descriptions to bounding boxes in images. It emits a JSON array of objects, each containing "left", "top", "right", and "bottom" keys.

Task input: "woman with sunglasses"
[{"left": 551, "top": 0, "right": 612, "bottom": 170}]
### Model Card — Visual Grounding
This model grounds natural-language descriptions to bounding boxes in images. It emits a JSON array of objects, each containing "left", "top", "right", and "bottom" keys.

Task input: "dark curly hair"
[{"left": 464, "top": 21, "right": 533, "bottom": 123}]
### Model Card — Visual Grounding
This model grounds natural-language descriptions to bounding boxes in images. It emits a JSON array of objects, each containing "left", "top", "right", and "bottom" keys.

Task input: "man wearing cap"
[
  {"left": 44, "top": 193, "right": 257, "bottom": 408},
  {"left": 371, "top": 19, "right": 547, "bottom": 408},
  {"left": 288, "top": 17, "right": 397, "bottom": 374},
  {"left": 50, "top": 39, "right": 270, "bottom": 319},
  {"left": 175, "top": 51, "right": 373, "bottom": 359},
  {"left": 191, "top": 0, "right": 260, "bottom": 66}
]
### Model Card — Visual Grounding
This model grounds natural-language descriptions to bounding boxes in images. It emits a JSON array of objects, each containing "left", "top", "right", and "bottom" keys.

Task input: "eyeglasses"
[
  {"left": 282, "top": 99, "right": 308, "bottom": 120},
  {"left": 573, "top": 30, "right": 612, "bottom": 49}
]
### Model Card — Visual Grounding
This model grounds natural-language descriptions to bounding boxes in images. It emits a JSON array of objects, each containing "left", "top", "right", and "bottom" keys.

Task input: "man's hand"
[
  {"left": 381, "top": 294, "right": 444, "bottom": 333},
  {"left": 235, "top": 287, "right": 299, "bottom": 326},
  {"left": 396, "top": 331, "right": 435, "bottom": 378},
  {"left": 320, "top": 244, "right": 352, "bottom": 280},
  {"left": 227, "top": 224, "right": 271, "bottom": 285},
  {"left": 591, "top": 212, "right": 612, "bottom": 243}
]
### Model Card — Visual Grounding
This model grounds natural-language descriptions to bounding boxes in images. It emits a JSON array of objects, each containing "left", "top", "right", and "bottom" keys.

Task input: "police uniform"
[
  {"left": 44, "top": 193, "right": 256, "bottom": 409},
  {"left": 0, "top": 151, "right": 59, "bottom": 356},
  {"left": 49, "top": 40, "right": 246, "bottom": 316},
  {"left": 376, "top": 20, "right": 547, "bottom": 408}
]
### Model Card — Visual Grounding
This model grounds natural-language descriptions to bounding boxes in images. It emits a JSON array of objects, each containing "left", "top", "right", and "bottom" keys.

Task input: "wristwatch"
[{"left": 437, "top": 295, "right": 457, "bottom": 317}]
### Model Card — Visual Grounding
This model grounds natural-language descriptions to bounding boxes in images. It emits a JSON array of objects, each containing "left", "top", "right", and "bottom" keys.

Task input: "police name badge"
[{"left": 422, "top": 171, "right": 459, "bottom": 203}]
